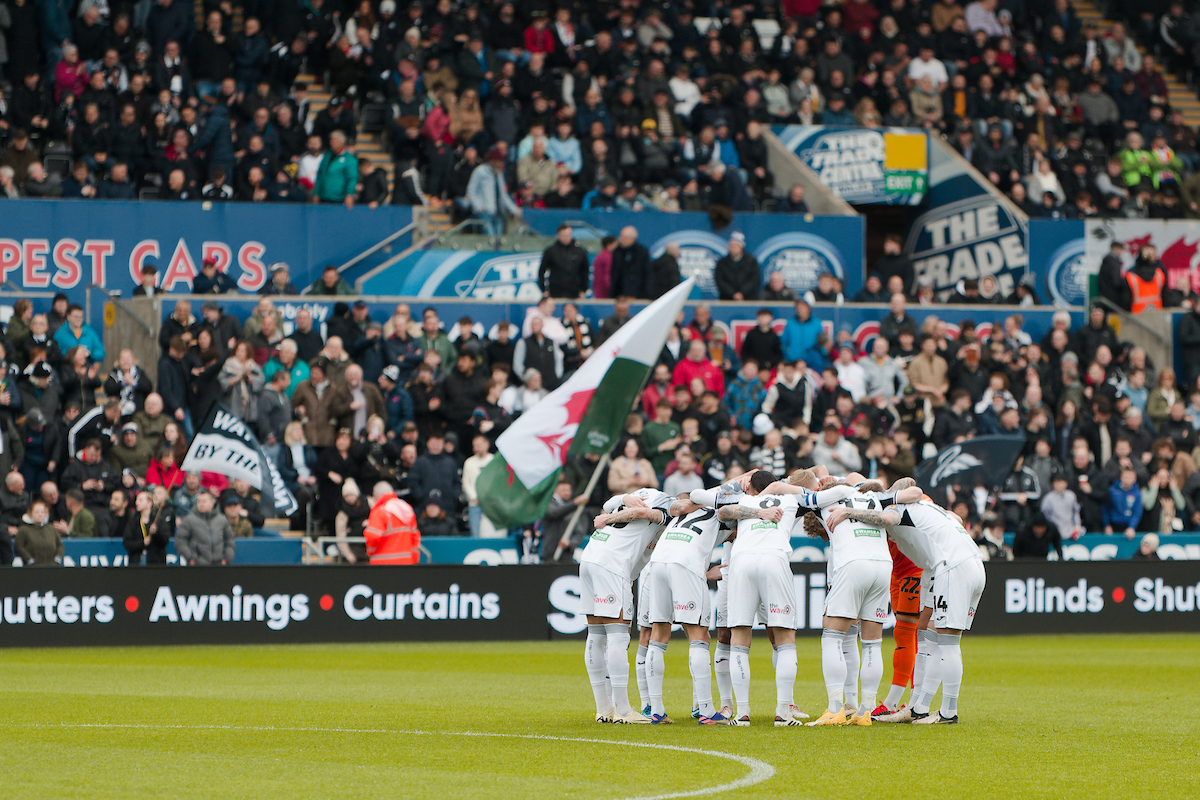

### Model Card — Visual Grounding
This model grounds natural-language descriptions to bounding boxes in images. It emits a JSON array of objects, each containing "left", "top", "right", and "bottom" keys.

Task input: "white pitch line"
[{"left": 5, "top": 722, "right": 776, "bottom": 800}]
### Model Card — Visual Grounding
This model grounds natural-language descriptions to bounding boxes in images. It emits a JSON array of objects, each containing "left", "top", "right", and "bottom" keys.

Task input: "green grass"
[{"left": 0, "top": 634, "right": 1197, "bottom": 799}]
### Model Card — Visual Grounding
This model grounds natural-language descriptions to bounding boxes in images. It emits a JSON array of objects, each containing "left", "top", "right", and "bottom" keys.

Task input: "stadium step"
[
  {"left": 1069, "top": 0, "right": 1200, "bottom": 128},
  {"left": 293, "top": 76, "right": 395, "bottom": 195}
]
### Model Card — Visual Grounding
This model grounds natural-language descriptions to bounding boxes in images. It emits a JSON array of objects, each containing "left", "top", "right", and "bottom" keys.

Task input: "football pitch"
[{"left": 1, "top": 634, "right": 1196, "bottom": 799}]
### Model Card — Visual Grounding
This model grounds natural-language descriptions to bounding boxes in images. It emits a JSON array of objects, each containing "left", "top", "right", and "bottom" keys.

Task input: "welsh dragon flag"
[{"left": 477, "top": 280, "right": 694, "bottom": 528}]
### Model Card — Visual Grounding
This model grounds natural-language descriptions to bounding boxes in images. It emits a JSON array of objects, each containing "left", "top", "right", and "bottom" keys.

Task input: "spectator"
[
  {"left": 466, "top": 146, "right": 520, "bottom": 237},
  {"left": 1012, "top": 511, "right": 1064, "bottom": 560},
  {"left": 176, "top": 489, "right": 235, "bottom": 565},
  {"left": 812, "top": 423, "right": 863, "bottom": 477},
  {"left": 714, "top": 232, "right": 761, "bottom": 301},
  {"left": 539, "top": 224, "right": 589, "bottom": 299},
  {"left": 608, "top": 439, "right": 657, "bottom": 494},
  {"left": 611, "top": 226, "right": 653, "bottom": 299},
  {"left": 16, "top": 499, "right": 63, "bottom": 567},
  {"left": 54, "top": 304, "right": 104, "bottom": 364},
  {"left": 663, "top": 450, "right": 704, "bottom": 496},
  {"left": 1103, "top": 466, "right": 1143, "bottom": 538}
]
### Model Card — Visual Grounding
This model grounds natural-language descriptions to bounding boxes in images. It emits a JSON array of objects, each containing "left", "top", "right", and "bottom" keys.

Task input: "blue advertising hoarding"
[
  {"left": 0, "top": 199, "right": 413, "bottom": 303},
  {"left": 361, "top": 209, "right": 866, "bottom": 301},
  {"left": 906, "top": 141, "right": 1030, "bottom": 300}
]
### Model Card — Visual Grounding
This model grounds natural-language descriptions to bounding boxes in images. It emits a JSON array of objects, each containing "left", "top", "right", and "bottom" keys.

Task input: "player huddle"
[{"left": 578, "top": 465, "right": 986, "bottom": 726}]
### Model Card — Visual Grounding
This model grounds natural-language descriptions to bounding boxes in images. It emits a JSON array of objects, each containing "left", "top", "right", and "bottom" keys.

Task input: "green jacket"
[
  {"left": 16, "top": 519, "right": 63, "bottom": 565},
  {"left": 314, "top": 149, "right": 360, "bottom": 202},
  {"left": 69, "top": 508, "right": 97, "bottom": 539},
  {"left": 1119, "top": 148, "right": 1154, "bottom": 187},
  {"left": 418, "top": 332, "right": 458, "bottom": 369},
  {"left": 642, "top": 421, "right": 681, "bottom": 474}
]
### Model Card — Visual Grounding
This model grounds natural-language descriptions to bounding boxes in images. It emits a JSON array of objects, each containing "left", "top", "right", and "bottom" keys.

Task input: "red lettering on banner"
[
  {"left": 202, "top": 242, "right": 233, "bottom": 274},
  {"left": 128, "top": 240, "right": 161, "bottom": 284},
  {"left": 82, "top": 240, "right": 114, "bottom": 286},
  {"left": 22, "top": 240, "right": 50, "bottom": 288},
  {"left": 52, "top": 240, "right": 83, "bottom": 289},
  {"left": 0, "top": 239, "right": 21, "bottom": 283},
  {"left": 162, "top": 239, "right": 198, "bottom": 291},
  {"left": 237, "top": 241, "right": 267, "bottom": 292}
]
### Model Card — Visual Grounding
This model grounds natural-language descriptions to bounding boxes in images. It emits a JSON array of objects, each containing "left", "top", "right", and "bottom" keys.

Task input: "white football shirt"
[
  {"left": 581, "top": 488, "right": 676, "bottom": 578},
  {"left": 888, "top": 499, "right": 981, "bottom": 572}
]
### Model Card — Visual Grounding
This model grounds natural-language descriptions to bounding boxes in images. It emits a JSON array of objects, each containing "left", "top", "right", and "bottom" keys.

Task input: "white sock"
[
  {"left": 771, "top": 645, "right": 778, "bottom": 671},
  {"left": 605, "top": 623, "right": 634, "bottom": 716},
  {"left": 773, "top": 643, "right": 797, "bottom": 718},
  {"left": 883, "top": 684, "right": 906, "bottom": 710},
  {"left": 912, "top": 627, "right": 933, "bottom": 697},
  {"left": 635, "top": 644, "right": 650, "bottom": 710},
  {"left": 820, "top": 629, "right": 846, "bottom": 714},
  {"left": 714, "top": 643, "right": 733, "bottom": 710},
  {"left": 913, "top": 630, "right": 941, "bottom": 715},
  {"left": 731, "top": 645, "right": 752, "bottom": 719},
  {"left": 689, "top": 641, "right": 715, "bottom": 717},
  {"left": 585, "top": 625, "right": 610, "bottom": 714},
  {"left": 647, "top": 641, "right": 667, "bottom": 717},
  {"left": 841, "top": 625, "right": 860, "bottom": 710},
  {"left": 857, "top": 638, "right": 884, "bottom": 716},
  {"left": 937, "top": 632, "right": 963, "bottom": 718}
]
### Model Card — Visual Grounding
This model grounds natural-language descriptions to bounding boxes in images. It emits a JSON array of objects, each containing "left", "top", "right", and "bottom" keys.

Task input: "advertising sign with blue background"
[
  {"left": 906, "top": 141, "right": 1030, "bottom": 300},
  {"left": 360, "top": 209, "right": 866, "bottom": 301},
  {"left": 0, "top": 199, "right": 413, "bottom": 303},
  {"left": 773, "top": 125, "right": 929, "bottom": 205}
]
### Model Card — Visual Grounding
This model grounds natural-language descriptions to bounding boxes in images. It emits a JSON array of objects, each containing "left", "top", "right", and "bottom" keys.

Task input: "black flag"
[
  {"left": 180, "top": 404, "right": 299, "bottom": 516},
  {"left": 912, "top": 435, "right": 1027, "bottom": 493}
]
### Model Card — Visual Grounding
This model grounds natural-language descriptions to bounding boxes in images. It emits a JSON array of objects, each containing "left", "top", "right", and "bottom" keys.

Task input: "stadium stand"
[{"left": 0, "top": 0, "right": 1197, "bottom": 220}]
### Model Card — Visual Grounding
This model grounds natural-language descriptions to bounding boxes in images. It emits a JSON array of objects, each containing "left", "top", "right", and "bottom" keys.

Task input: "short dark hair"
[
  {"left": 66, "top": 488, "right": 85, "bottom": 504},
  {"left": 749, "top": 470, "right": 777, "bottom": 493}
]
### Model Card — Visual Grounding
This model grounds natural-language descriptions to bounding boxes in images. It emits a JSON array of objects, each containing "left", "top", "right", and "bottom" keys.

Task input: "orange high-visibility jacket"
[
  {"left": 363, "top": 493, "right": 420, "bottom": 565},
  {"left": 1127, "top": 269, "right": 1165, "bottom": 313}
]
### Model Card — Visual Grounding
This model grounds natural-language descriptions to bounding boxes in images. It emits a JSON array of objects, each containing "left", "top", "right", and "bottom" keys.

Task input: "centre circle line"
[{"left": 5, "top": 722, "right": 776, "bottom": 800}]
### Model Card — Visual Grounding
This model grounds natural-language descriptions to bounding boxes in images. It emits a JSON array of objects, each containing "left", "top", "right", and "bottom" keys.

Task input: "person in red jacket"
[
  {"left": 363, "top": 482, "right": 420, "bottom": 565},
  {"left": 670, "top": 339, "right": 725, "bottom": 396}
]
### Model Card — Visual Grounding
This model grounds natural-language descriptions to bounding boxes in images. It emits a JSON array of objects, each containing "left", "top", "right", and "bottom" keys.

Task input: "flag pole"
[{"left": 553, "top": 451, "right": 612, "bottom": 562}]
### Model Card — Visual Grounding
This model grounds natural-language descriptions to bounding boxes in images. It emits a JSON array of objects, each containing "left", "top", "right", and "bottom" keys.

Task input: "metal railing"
[
  {"left": 301, "top": 222, "right": 417, "bottom": 294},
  {"left": 306, "top": 535, "right": 432, "bottom": 564},
  {"left": 1092, "top": 295, "right": 1171, "bottom": 349}
]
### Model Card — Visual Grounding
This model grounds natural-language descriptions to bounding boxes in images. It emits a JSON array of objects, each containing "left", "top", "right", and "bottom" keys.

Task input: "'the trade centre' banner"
[{"left": 1, "top": 562, "right": 1198, "bottom": 646}]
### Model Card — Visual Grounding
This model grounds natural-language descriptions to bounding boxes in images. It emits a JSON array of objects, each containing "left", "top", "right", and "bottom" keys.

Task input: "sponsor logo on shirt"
[
  {"left": 853, "top": 527, "right": 882, "bottom": 538},
  {"left": 665, "top": 532, "right": 694, "bottom": 543},
  {"left": 750, "top": 521, "right": 779, "bottom": 530},
  {"left": 590, "top": 531, "right": 610, "bottom": 542}
]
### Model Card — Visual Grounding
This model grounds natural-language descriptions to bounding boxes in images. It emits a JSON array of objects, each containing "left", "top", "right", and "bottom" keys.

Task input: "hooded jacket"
[{"left": 176, "top": 506, "right": 236, "bottom": 565}]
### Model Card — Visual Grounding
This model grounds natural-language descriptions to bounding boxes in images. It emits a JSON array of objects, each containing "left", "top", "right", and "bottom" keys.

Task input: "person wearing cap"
[
  {"left": 196, "top": 299, "right": 244, "bottom": 356},
  {"left": 714, "top": 231, "right": 761, "bottom": 301},
  {"left": 110, "top": 421, "right": 153, "bottom": 479},
  {"left": 192, "top": 257, "right": 239, "bottom": 295},
  {"left": 261, "top": 262, "right": 300, "bottom": 295},
  {"left": 466, "top": 145, "right": 521, "bottom": 236},
  {"left": 581, "top": 175, "right": 620, "bottom": 211},
  {"left": 379, "top": 365, "right": 415, "bottom": 437},
  {"left": 19, "top": 406, "right": 60, "bottom": 491},
  {"left": 176, "top": 489, "right": 237, "bottom": 566},
  {"left": 220, "top": 493, "right": 254, "bottom": 539}
]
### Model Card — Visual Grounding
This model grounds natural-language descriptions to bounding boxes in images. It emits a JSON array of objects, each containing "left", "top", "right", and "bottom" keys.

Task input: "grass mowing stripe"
[{"left": 2, "top": 723, "right": 777, "bottom": 800}]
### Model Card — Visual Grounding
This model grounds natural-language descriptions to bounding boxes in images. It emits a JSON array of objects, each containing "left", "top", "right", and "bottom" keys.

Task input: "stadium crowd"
[
  {"left": 1, "top": 0, "right": 1199, "bottom": 219},
  {"left": 0, "top": 241, "right": 1189, "bottom": 566}
]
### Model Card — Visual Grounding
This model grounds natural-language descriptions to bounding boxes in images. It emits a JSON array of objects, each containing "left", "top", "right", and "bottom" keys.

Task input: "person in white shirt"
[
  {"left": 582, "top": 488, "right": 688, "bottom": 724},
  {"left": 826, "top": 484, "right": 985, "bottom": 725},
  {"left": 907, "top": 45, "right": 949, "bottom": 91},
  {"left": 461, "top": 434, "right": 499, "bottom": 537},
  {"left": 717, "top": 469, "right": 865, "bottom": 726},
  {"left": 811, "top": 424, "right": 863, "bottom": 477},
  {"left": 793, "top": 474, "right": 922, "bottom": 726},
  {"left": 643, "top": 488, "right": 734, "bottom": 725},
  {"left": 833, "top": 343, "right": 868, "bottom": 402}
]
